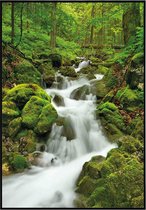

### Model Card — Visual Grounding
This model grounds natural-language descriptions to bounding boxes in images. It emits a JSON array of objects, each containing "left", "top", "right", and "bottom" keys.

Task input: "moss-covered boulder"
[
  {"left": 96, "top": 102, "right": 126, "bottom": 142},
  {"left": 70, "top": 85, "right": 90, "bottom": 100},
  {"left": 115, "top": 87, "right": 144, "bottom": 111},
  {"left": 59, "top": 66, "right": 77, "bottom": 77},
  {"left": 97, "top": 65, "right": 109, "bottom": 74},
  {"left": 3, "top": 84, "right": 51, "bottom": 109},
  {"left": 2, "top": 43, "right": 42, "bottom": 87},
  {"left": 79, "top": 66, "right": 98, "bottom": 75},
  {"left": 90, "top": 80, "right": 109, "bottom": 101},
  {"left": 8, "top": 117, "right": 22, "bottom": 137},
  {"left": 34, "top": 104, "right": 58, "bottom": 134},
  {"left": 22, "top": 96, "right": 49, "bottom": 129},
  {"left": 75, "top": 136, "right": 144, "bottom": 208},
  {"left": 14, "top": 59, "right": 41, "bottom": 85},
  {"left": 2, "top": 101, "right": 20, "bottom": 125},
  {"left": 2, "top": 83, "right": 58, "bottom": 173}
]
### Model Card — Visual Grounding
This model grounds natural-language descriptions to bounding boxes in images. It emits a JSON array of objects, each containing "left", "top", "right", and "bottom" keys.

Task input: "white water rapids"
[{"left": 2, "top": 72, "right": 116, "bottom": 208}]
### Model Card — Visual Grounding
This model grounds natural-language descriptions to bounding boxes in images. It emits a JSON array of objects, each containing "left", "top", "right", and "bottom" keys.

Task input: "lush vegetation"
[{"left": 2, "top": 2, "right": 144, "bottom": 209}]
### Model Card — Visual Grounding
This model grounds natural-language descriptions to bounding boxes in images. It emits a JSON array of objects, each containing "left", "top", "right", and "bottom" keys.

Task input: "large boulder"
[
  {"left": 48, "top": 53, "right": 62, "bottom": 68},
  {"left": 96, "top": 102, "right": 126, "bottom": 142},
  {"left": 2, "top": 84, "right": 58, "bottom": 173},
  {"left": 70, "top": 85, "right": 90, "bottom": 100},
  {"left": 3, "top": 84, "right": 51, "bottom": 109},
  {"left": 75, "top": 136, "right": 144, "bottom": 208}
]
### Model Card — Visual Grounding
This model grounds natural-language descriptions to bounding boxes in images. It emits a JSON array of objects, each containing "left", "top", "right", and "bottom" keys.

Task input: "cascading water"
[{"left": 2, "top": 70, "right": 116, "bottom": 208}]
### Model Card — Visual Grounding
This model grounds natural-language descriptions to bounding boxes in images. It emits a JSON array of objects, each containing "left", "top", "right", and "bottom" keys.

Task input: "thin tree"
[
  {"left": 50, "top": 2, "right": 57, "bottom": 52},
  {"left": 11, "top": 2, "right": 15, "bottom": 45},
  {"left": 122, "top": 2, "right": 140, "bottom": 45},
  {"left": 90, "top": 4, "right": 95, "bottom": 44}
]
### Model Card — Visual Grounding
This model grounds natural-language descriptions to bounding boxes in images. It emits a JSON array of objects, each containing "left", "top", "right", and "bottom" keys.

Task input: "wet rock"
[
  {"left": 90, "top": 80, "right": 108, "bottom": 101},
  {"left": 53, "top": 95, "right": 65, "bottom": 106},
  {"left": 70, "top": 85, "right": 90, "bottom": 100},
  {"left": 61, "top": 117, "right": 76, "bottom": 141}
]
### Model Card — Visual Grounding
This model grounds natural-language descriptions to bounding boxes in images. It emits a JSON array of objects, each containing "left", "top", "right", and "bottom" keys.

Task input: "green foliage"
[
  {"left": 9, "top": 153, "right": 29, "bottom": 172},
  {"left": 115, "top": 86, "right": 144, "bottom": 111}
]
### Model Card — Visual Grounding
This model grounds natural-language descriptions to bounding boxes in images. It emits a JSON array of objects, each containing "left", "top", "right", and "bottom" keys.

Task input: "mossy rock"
[
  {"left": 79, "top": 66, "right": 98, "bottom": 75},
  {"left": 126, "top": 116, "right": 144, "bottom": 140},
  {"left": 8, "top": 153, "right": 29, "bottom": 173},
  {"left": 117, "top": 136, "right": 143, "bottom": 157},
  {"left": 115, "top": 87, "right": 144, "bottom": 111},
  {"left": 76, "top": 176, "right": 97, "bottom": 196},
  {"left": 70, "top": 85, "right": 90, "bottom": 100},
  {"left": 8, "top": 117, "right": 22, "bottom": 137},
  {"left": 104, "top": 68, "right": 118, "bottom": 89},
  {"left": 98, "top": 65, "right": 109, "bottom": 74},
  {"left": 59, "top": 66, "right": 77, "bottom": 77},
  {"left": 2, "top": 101, "right": 20, "bottom": 125},
  {"left": 97, "top": 102, "right": 126, "bottom": 140},
  {"left": 14, "top": 59, "right": 41, "bottom": 85},
  {"left": 22, "top": 96, "right": 49, "bottom": 129},
  {"left": 75, "top": 136, "right": 144, "bottom": 208},
  {"left": 90, "top": 80, "right": 109, "bottom": 100},
  {"left": 77, "top": 155, "right": 105, "bottom": 182},
  {"left": 15, "top": 130, "right": 37, "bottom": 153},
  {"left": 3, "top": 84, "right": 51, "bottom": 109},
  {"left": 34, "top": 104, "right": 58, "bottom": 134}
]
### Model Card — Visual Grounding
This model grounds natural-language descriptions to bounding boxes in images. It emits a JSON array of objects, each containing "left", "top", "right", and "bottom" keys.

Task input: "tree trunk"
[
  {"left": 50, "top": 2, "right": 57, "bottom": 52},
  {"left": 15, "top": 3, "right": 24, "bottom": 47},
  {"left": 11, "top": 2, "right": 14, "bottom": 45},
  {"left": 122, "top": 3, "right": 140, "bottom": 45},
  {"left": 90, "top": 4, "right": 95, "bottom": 44}
]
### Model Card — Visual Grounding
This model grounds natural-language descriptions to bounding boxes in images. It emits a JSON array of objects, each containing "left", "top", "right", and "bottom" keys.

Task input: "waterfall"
[{"left": 2, "top": 70, "right": 116, "bottom": 208}]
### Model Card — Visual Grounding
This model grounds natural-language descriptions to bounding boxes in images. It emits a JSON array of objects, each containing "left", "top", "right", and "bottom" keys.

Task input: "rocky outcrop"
[
  {"left": 75, "top": 136, "right": 144, "bottom": 208},
  {"left": 2, "top": 84, "right": 58, "bottom": 173}
]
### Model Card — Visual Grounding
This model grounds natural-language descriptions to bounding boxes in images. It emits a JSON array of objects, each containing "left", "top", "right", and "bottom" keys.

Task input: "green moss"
[
  {"left": 2, "top": 101, "right": 20, "bottom": 125},
  {"left": 8, "top": 117, "right": 22, "bottom": 137},
  {"left": 8, "top": 153, "right": 29, "bottom": 172},
  {"left": 14, "top": 59, "right": 41, "bottom": 85},
  {"left": 97, "top": 102, "right": 126, "bottom": 139},
  {"left": 59, "top": 66, "right": 77, "bottom": 77},
  {"left": 34, "top": 104, "right": 58, "bottom": 134},
  {"left": 118, "top": 136, "right": 143, "bottom": 156},
  {"left": 22, "top": 96, "right": 49, "bottom": 129},
  {"left": 76, "top": 176, "right": 97, "bottom": 196},
  {"left": 104, "top": 69, "right": 118, "bottom": 89},
  {"left": 115, "top": 87, "right": 143, "bottom": 111},
  {"left": 98, "top": 102, "right": 118, "bottom": 112},
  {"left": 90, "top": 80, "right": 109, "bottom": 100},
  {"left": 3, "top": 84, "right": 51, "bottom": 109},
  {"left": 98, "top": 65, "right": 109, "bottom": 74},
  {"left": 75, "top": 136, "right": 144, "bottom": 208}
]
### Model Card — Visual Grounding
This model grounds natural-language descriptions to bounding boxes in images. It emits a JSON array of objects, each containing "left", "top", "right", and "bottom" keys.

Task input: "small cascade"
[{"left": 2, "top": 62, "right": 116, "bottom": 208}]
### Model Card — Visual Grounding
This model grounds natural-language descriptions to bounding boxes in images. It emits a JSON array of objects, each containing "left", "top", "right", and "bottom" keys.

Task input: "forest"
[{"left": 2, "top": 2, "right": 144, "bottom": 209}]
